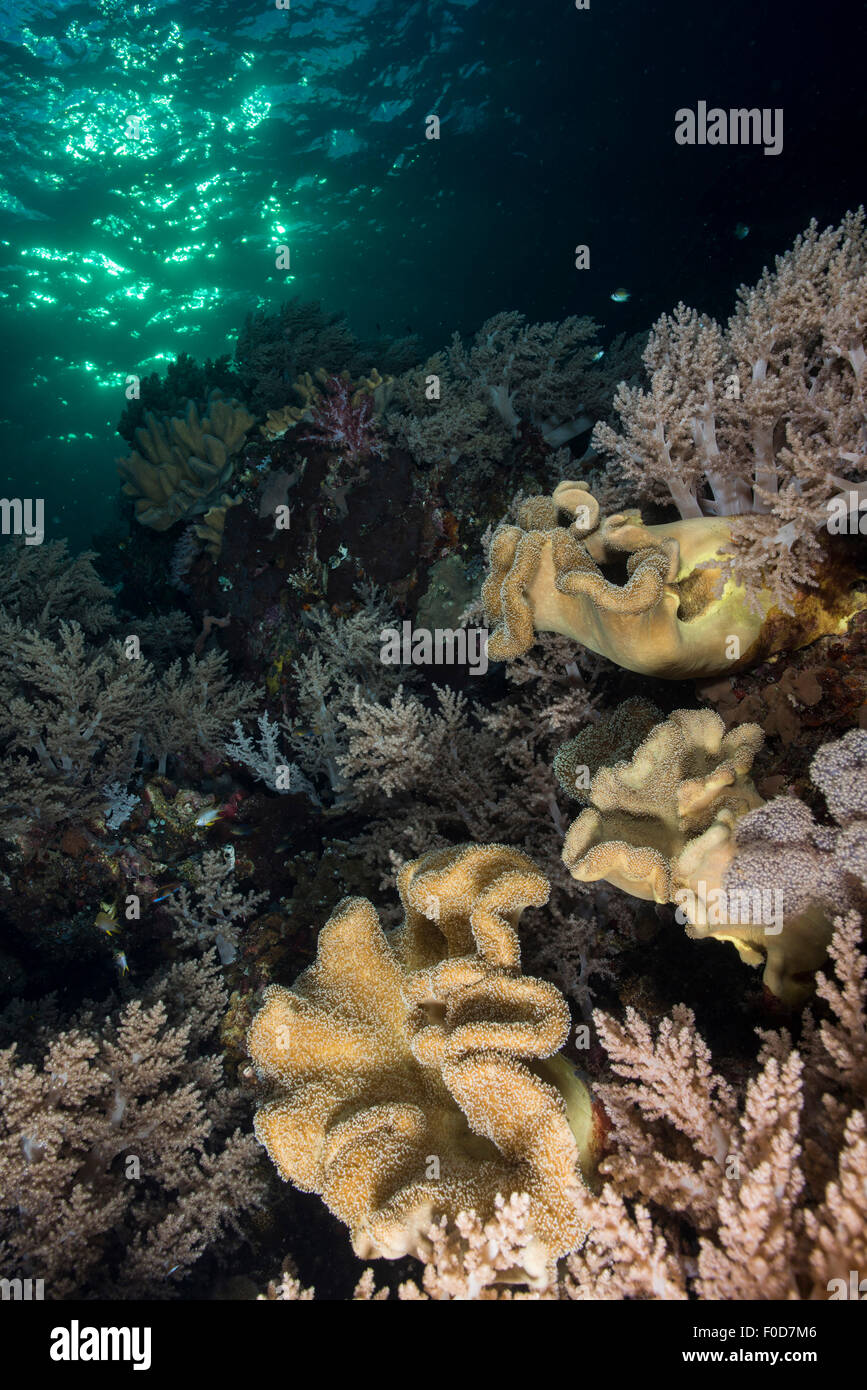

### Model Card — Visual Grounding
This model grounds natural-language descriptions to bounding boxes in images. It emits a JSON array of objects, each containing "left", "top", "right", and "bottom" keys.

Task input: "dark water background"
[{"left": 0, "top": 0, "right": 863, "bottom": 548}]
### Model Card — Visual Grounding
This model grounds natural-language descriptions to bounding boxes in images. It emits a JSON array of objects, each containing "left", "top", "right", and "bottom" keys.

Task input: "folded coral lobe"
[
  {"left": 247, "top": 844, "right": 599, "bottom": 1277},
  {"left": 483, "top": 482, "right": 862, "bottom": 678}
]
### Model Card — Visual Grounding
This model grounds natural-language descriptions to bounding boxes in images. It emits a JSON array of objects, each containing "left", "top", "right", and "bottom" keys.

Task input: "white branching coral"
[
  {"left": 102, "top": 780, "right": 139, "bottom": 830},
  {"left": 592, "top": 211, "right": 867, "bottom": 610},
  {"left": 165, "top": 849, "right": 268, "bottom": 964},
  {"left": 225, "top": 713, "right": 318, "bottom": 801}
]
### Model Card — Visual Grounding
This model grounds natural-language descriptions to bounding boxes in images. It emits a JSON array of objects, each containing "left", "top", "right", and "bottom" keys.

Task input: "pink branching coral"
[
  {"left": 563, "top": 912, "right": 867, "bottom": 1300},
  {"left": 297, "top": 373, "right": 384, "bottom": 464}
]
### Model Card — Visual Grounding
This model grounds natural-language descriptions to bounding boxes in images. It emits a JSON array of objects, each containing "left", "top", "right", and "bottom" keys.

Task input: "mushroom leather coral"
[
  {"left": 247, "top": 843, "right": 597, "bottom": 1279},
  {"left": 117, "top": 390, "right": 254, "bottom": 531},
  {"left": 557, "top": 706, "right": 861, "bottom": 1006},
  {"left": 559, "top": 707, "right": 765, "bottom": 905},
  {"left": 482, "top": 480, "right": 858, "bottom": 679}
]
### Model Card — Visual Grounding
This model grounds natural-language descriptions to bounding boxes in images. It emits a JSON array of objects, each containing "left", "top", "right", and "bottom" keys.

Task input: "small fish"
[
  {"left": 195, "top": 807, "right": 222, "bottom": 828},
  {"left": 94, "top": 901, "right": 118, "bottom": 934},
  {"left": 230, "top": 824, "right": 255, "bottom": 837},
  {"left": 113, "top": 950, "right": 129, "bottom": 976},
  {"left": 734, "top": 222, "right": 750, "bottom": 240},
  {"left": 592, "top": 348, "right": 605, "bottom": 362},
  {"left": 610, "top": 288, "right": 630, "bottom": 303},
  {"left": 153, "top": 883, "right": 182, "bottom": 903}
]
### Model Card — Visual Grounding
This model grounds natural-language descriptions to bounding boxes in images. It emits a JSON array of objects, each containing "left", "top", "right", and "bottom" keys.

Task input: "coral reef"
[
  {"left": 247, "top": 844, "right": 599, "bottom": 1283},
  {"left": 11, "top": 214, "right": 867, "bottom": 1304}
]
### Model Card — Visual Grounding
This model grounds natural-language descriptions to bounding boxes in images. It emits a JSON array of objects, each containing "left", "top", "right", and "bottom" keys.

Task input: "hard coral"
[
  {"left": 247, "top": 844, "right": 598, "bottom": 1283},
  {"left": 483, "top": 479, "right": 859, "bottom": 678}
]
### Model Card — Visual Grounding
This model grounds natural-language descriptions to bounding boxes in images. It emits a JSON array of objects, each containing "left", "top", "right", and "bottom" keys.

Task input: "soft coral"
[{"left": 298, "top": 374, "right": 383, "bottom": 464}]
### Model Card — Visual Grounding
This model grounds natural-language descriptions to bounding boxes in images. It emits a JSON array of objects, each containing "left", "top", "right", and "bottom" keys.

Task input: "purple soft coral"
[{"left": 297, "top": 375, "right": 383, "bottom": 464}]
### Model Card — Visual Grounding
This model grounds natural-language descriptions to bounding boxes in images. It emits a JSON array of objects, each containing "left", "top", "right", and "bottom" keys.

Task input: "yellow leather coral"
[
  {"left": 558, "top": 708, "right": 865, "bottom": 1006},
  {"left": 559, "top": 706, "right": 765, "bottom": 904},
  {"left": 247, "top": 843, "right": 597, "bottom": 1281},
  {"left": 117, "top": 390, "right": 254, "bottom": 531},
  {"left": 482, "top": 480, "right": 857, "bottom": 679}
]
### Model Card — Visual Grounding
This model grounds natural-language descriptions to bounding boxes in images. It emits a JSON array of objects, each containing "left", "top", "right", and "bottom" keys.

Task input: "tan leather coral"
[
  {"left": 247, "top": 843, "right": 598, "bottom": 1282},
  {"left": 559, "top": 706, "right": 765, "bottom": 904},
  {"left": 482, "top": 480, "right": 857, "bottom": 679},
  {"left": 558, "top": 708, "right": 865, "bottom": 1006},
  {"left": 117, "top": 390, "right": 254, "bottom": 531}
]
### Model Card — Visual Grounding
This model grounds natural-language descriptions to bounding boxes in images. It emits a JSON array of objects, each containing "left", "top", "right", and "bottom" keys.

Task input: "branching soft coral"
[
  {"left": 563, "top": 911, "right": 867, "bottom": 1300},
  {"left": 0, "top": 953, "right": 265, "bottom": 1298},
  {"left": 0, "top": 540, "right": 116, "bottom": 637},
  {"left": 449, "top": 311, "right": 601, "bottom": 444},
  {"left": 296, "top": 372, "right": 385, "bottom": 464},
  {"left": 165, "top": 849, "right": 268, "bottom": 964},
  {"left": 592, "top": 211, "right": 867, "bottom": 610},
  {"left": 0, "top": 619, "right": 258, "bottom": 837}
]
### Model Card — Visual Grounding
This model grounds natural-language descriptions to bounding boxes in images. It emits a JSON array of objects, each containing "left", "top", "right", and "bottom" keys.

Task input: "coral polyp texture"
[
  {"left": 557, "top": 705, "right": 867, "bottom": 1005},
  {"left": 117, "top": 389, "right": 254, "bottom": 533},
  {"left": 482, "top": 480, "right": 861, "bottom": 678},
  {"left": 558, "top": 704, "right": 765, "bottom": 904},
  {"left": 247, "top": 844, "right": 598, "bottom": 1282}
]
